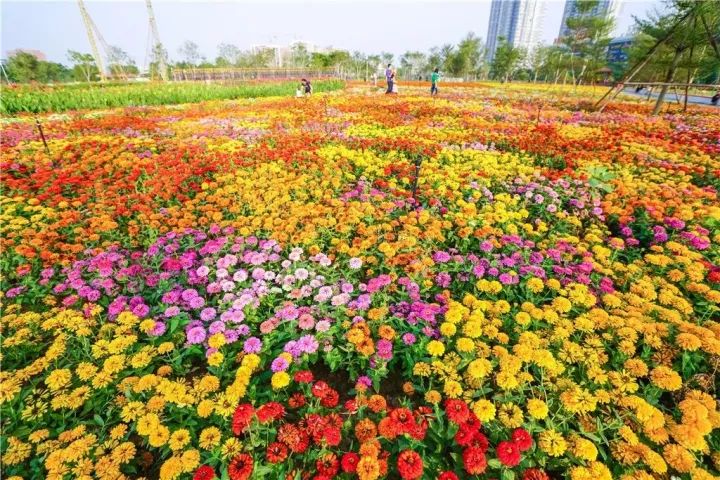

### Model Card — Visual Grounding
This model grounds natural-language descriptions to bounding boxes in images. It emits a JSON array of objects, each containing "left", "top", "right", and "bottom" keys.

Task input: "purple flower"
[
  {"left": 356, "top": 376, "right": 372, "bottom": 388},
  {"left": 271, "top": 357, "right": 289, "bottom": 372},
  {"left": 297, "top": 334, "right": 319, "bottom": 354},
  {"left": 435, "top": 272, "right": 451, "bottom": 288},
  {"left": 150, "top": 321, "right": 167, "bottom": 336},
  {"left": 188, "top": 296, "right": 205, "bottom": 309},
  {"left": 187, "top": 326, "right": 206, "bottom": 344},
  {"left": 200, "top": 307, "right": 217, "bottom": 322},
  {"left": 244, "top": 337, "right": 262, "bottom": 353},
  {"left": 433, "top": 251, "right": 451, "bottom": 263},
  {"left": 349, "top": 257, "right": 362, "bottom": 269}
]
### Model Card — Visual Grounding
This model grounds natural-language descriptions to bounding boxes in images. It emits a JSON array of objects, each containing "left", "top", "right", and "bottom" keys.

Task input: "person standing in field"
[
  {"left": 385, "top": 64, "right": 394, "bottom": 94},
  {"left": 430, "top": 68, "right": 440, "bottom": 97},
  {"left": 302, "top": 78, "right": 312, "bottom": 96}
]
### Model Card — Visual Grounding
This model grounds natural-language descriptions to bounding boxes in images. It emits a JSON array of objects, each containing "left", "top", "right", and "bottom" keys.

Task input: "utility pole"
[
  {"left": 77, "top": 0, "right": 106, "bottom": 81},
  {"left": 146, "top": 0, "right": 168, "bottom": 81}
]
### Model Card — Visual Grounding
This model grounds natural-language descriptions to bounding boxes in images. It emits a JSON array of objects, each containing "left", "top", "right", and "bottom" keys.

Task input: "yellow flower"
[
  {"left": 440, "top": 322, "right": 457, "bottom": 337},
  {"left": 180, "top": 449, "right": 200, "bottom": 472},
  {"left": 169, "top": 429, "right": 191, "bottom": 451},
  {"left": 110, "top": 424, "right": 128, "bottom": 440},
  {"left": 159, "top": 456, "right": 184, "bottom": 480},
  {"left": 539, "top": 429, "right": 567, "bottom": 457},
  {"left": 443, "top": 380, "right": 463, "bottom": 398},
  {"left": 197, "top": 399, "right": 215, "bottom": 418},
  {"left": 207, "top": 352, "right": 224, "bottom": 367},
  {"left": 28, "top": 429, "right": 49, "bottom": 443},
  {"left": 2, "top": 437, "right": 32, "bottom": 465},
  {"left": 45, "top": 369, "right": 72, "bottom": 391},
  {"left": 271, "top": 371, "right": 290, "bottom": 390},
  {"left": 111, "top": 442, "right": 136, "bottom": 464},
  {"left": 472, "top": 399, "right": 496, "bottom": 422},
  {"left": 498, "top": 403, "right": 524, "bottom": 428},
  {"left": 527, "top": 398, "right": 549, "bottom": 419},
  {"left": 570, "top": 436, "right": 598, "bottom": 461},
  {"left": 241, "top": 353, "right": 260, "bottom": 371},
  {"left": 208, "top": 333, "right": 226, "bottom": 349},
  {"left": 426, "top": 340, "right": 445, "bottom": 356},
  {"left": 456, "top": 337, "right": 475, "bottom": 352},
  {"left": 462, "top": 321, "right": 483, "bottom": 338},
  {"left": 148, "top": 426, "right": 170, "bottom": 448},
  {"left": 650, "top": 366, "right": 682, "bottom": 391},
  {"left": 199, "top": 427, "right": 222, "bottom": 450},
  {"left": 663, "top": 444, "right": 696, "bottom": 472},
  {"left": 424, "top": 390, "right": 441, "bottom": 404}
]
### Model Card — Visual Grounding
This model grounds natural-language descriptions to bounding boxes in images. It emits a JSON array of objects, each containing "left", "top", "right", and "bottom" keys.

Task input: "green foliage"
[
  {"left": 0, "top": 80, "right": 345, "bottom": 115},
  {"left": 561, "top": 0, "right": 614, "bottom": 84},
  {"left": 490, "top": 38, "right": 526, "bottom": 82},
  {"left": 4, "top": 52, "right": 70, "bottom": 84}
]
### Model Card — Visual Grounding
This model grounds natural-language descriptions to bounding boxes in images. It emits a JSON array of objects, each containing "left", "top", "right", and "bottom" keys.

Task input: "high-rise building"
[
  {"left": 558, "top": 0, "right": 620, "bottom": 39},
  {"left": 485, "top": 0, "right": 545, "bottom": 63}
]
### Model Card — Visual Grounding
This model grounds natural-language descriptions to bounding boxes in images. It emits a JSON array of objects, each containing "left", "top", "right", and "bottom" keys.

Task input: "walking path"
[{"left": 620, "top": 87, "right": 719, "bottom": 107}]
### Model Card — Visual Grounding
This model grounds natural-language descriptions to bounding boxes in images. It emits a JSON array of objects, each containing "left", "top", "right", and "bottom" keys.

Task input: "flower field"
[{"left": 1, "top": 84, "right": 719, "bottom": 480}]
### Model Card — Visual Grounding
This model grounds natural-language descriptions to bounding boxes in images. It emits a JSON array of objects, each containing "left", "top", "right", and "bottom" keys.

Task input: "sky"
[{"left": 1, "top": 0, "right": 665, "bottom": 66}]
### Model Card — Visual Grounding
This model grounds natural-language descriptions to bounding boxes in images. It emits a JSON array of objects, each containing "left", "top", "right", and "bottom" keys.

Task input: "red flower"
[
  {"left": 470, "top": 431, "right": 489, "bottom": 452},
  {"left": 320, "top": 389, "right": 339, "bottom": 408},
  {"left": 193, "top": 465, "right": 216, "bottom": 480},
  {"left": 316, "top": 453, "right": 339, "bottom": 476},
  {"left": 257, "top": 402, "right": 285, "bottom": 423},
  {"left": 444, "top": 399, "right": 470, "bottom": 424},
  {"left": 512, "top": 428, "right": 533, "bottom": 452},
  {"left": 438, "top": 472, "right": 459, "bottom": 480},
  {"left": 321, "top": 426, "right": 342, "bottom": 446},
  {"left": 228, "top": 454, "right": 253, "bottom": 480},
  {"left": 397, "top": 450, "right": 423, "bottom": 480},
  {"left": 523, "top": 468, "right": 550, "bottom": 480},
  {"left": 389, "top": 407, "right": 416, "bottom": 434},
  {"left": 232, "top": 404, "right": 254, "bottom": 435},
  {"left": 709, "top": 269, "right": 720, "bottom": 283},
  {"left": 294, "top": 370, "right": 314, "bottom": 383},
  {"left": 455, "top": 423, "right": 479, "bottom": 447},
  {"left": 311, "top": 381, "right": 331, "bottom": 398},
  {"left": 409, "top": 419, "right": 427, "bottom": 441},
  {"left": 462, "top": 446, "right": 487, "bottom": 475},
  {"left": 497, "top": 440, "right": 521, "bottom": 467},
  {"left": 288, "top": 392, "right": 306, "bottom": 409},
  {"left": 341, "top": 452, "right": 360, "bottom": 473},
  {"left": 266, "top": 442, "right": 289, "bottom": 463},
  {"left": 345, "top": 399, "right": 358, "bottom": 413}
]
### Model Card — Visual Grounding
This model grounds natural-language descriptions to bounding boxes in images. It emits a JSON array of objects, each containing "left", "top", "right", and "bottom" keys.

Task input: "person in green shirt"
[{"left": 430, "top": 68, "right": 440, "bottom": 97}]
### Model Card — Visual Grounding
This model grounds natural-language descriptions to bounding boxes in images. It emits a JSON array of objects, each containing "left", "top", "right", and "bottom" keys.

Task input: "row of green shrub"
[{"left": 0, "top": 80, "right": 345, "bottom": 115}]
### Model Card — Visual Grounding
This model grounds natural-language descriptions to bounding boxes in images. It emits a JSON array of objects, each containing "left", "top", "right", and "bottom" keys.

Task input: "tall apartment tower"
[
  {"left": 485, "top": 0, "right": 545, "bottom": 63},
  {"left": 558, "top": 0, "right": 620, "bottom": 39}
]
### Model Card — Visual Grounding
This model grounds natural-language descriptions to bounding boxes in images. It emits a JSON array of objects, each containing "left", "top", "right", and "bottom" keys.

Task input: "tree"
[
  {"left": 107, "top": 46, "right": 136, "bottom": 78},
  {"left": 67, "top": 50, "right": 97, "bottom": 82},
  {"left": 290, "top": 43, "right": 311, "bottom": 68},
  {"left": 561, "top": 0, "right": 614, "bottom": 84},
  {"left": 446, "top": 32, "right": 484, "bottom": 79},
  {"left": 631, "top": 0, "right": 720, "bottom": 114},
  {"left": 5, "top": 51, "right": 69, "bottom": 83},
  {"left": 400, "top": 51, "right": 428, "bottom": 79},
  {"left": 490, "top": 38, "right": 526, "bottom": 82},
  {"left": 178, "top": 40, "right": 203, "bottom": 66},
  {"left": 149, "top": 44, "right": 169, "bottom": 80},
  {"left": 217, "top": 43, "right": 242, "bottom": 66}
]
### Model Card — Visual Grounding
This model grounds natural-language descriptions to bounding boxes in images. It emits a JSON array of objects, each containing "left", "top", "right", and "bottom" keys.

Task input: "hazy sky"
[{"left": 2, "top": 0, "right": 664, "bottom": 65}]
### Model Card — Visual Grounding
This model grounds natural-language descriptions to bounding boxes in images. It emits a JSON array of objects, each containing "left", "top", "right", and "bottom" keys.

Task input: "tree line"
[{"left": 3, "top": 0, "right": 718, "bottom": 88}]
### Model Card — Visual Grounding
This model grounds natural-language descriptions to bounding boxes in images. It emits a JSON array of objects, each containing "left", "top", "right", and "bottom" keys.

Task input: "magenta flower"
[{"left": 244, "top": 337, "right": 262, "bottom": 353}]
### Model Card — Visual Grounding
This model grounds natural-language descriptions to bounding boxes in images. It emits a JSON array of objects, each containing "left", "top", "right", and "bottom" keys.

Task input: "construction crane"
[
  {"left": 77, "top": 0, "right": 107, "bottom": 82},
  {"left": 146, "top": 0, "right": 168, "bottom": 81}
]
